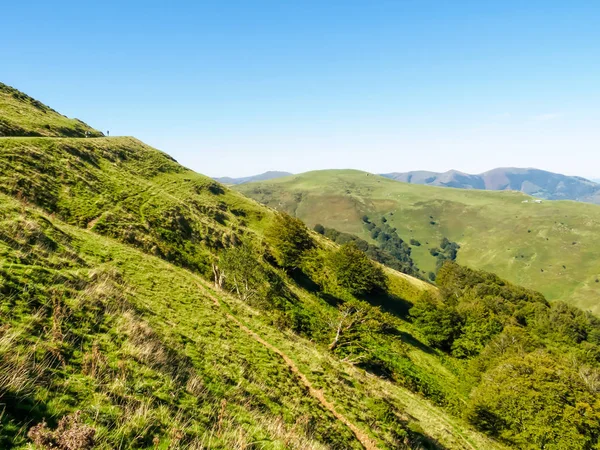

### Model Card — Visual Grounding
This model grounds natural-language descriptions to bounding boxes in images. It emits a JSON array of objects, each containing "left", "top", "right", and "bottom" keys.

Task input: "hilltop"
[
  {"left": 215, "top": 171, "right": 293, "bottom": 185},
  {"left": 381, "top": 168, "right": 600, "bottom": 205},
  {"left": 0, "top": 82, "right": 102, "bottom": 138},
  {"left": 238, "top": 169, "right": 600, "bottom": 314}
]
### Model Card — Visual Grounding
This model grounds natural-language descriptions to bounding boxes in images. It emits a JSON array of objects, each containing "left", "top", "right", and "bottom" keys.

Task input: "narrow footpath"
[{"left": 196, "top": 282, "right": 379, "bottom": 450}]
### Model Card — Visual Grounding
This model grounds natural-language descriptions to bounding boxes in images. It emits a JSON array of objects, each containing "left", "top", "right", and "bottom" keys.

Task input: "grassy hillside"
[
  {"left": 0, "top": 82, "right": 102, "bottom": 137},
  {"left": 237, "top": 169, "right": 600, "bottom": 313},
  {"left": 0, "top": 133, "right": 505, "bottom": 448},
  {"left": 4, "top": 85, "right": 600, "bottom": 450}
]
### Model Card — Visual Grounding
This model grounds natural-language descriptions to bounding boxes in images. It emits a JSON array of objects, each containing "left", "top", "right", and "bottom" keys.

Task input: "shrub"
[
  {"left": 28, "top": 411, "right": 96, "bottom": 450},
  {"left": 328, "top": 242, "right": 388, "bottom": 296}
]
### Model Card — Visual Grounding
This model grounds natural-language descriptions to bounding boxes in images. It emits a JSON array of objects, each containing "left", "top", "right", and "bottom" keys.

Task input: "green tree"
[
  {"left": 410, "top": 292, "right": 462, "bottom": 351},
  {"left": 328, "top": 242, "right": 388, "bottom": 296},
  {"left": 266, "top": 212, "right": 314, "bottom": 269},
  {"left": 467, "top": 351, "right": 600, "bottom": 448},
  {"left": 218, "top": 241, "right": 265, "bottom": 302}
]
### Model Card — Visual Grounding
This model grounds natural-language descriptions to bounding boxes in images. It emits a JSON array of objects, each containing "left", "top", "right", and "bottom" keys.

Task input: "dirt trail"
[{"left": 196, "top": 282, "right": 379, "bottom": 450}]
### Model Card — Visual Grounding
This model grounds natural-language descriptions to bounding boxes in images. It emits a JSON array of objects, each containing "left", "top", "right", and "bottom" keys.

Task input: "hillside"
[
  {"left": 0, "top": 87, "right": 511, "bottom": 449},
  {"left": 0, "top": 82, "right": 102, "bottom": 138},
  {"left": 381, "top": 168, "right": 600, "bottom": 205},
  {"left": 237, "top": 169, "right": 600, "bottom": 314},
  {"left": 215, "top": 171, "right": 293, "bottom": 185},
  {"left": 4, "top": 85, "right": 600, "bottom": 450}
]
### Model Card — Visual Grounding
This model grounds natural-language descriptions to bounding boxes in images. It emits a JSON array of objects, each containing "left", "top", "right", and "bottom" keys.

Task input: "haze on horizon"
[{"left": 3, "top": 0, "right": 599, "bottom": 179}]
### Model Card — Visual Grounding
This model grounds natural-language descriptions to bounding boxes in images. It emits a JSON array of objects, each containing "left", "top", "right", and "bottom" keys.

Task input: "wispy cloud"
[{"left": 532, "top": 113, "right": 562, "bottom": 122}]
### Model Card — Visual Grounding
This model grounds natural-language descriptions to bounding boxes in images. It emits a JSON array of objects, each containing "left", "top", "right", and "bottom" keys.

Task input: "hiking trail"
[{"left": 196, "top": 281, "right": 379, "bottom": 450}]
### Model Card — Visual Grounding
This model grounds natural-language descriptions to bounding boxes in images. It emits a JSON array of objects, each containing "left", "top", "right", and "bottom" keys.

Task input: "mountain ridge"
[
  {"left": 381, "top": 167, "right": 600, "bottom": 204},
  {"left": 215, "top": 170, "right": 293, "bottom": 185}
]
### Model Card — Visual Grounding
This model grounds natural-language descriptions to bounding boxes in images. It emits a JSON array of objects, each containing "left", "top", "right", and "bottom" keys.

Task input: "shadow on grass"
[
  {"left": 0, "top": 392, "right": 52, "bottom": 445},
  {"left": 362, "top": 291, "right": 413, "bottom": 318}
]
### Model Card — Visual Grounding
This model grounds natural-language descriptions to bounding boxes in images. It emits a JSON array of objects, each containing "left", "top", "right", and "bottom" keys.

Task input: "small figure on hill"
[{"left": 106, "top": 130, "right": 110, "bottom": 136}]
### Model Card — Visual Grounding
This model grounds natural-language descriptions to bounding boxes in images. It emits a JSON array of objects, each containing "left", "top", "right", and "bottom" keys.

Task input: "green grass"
[
  {"left": 0, "top": 82, "right": 101, "bottom": 137},
  {"left": 237, "top": 169, "right": 600, "bottom": 314},
  {"left": 0, "top": 190, "right": 504, "bottom": 449},
  {"left": 0, "top": 133, "right": 505, "bottom": 448}
]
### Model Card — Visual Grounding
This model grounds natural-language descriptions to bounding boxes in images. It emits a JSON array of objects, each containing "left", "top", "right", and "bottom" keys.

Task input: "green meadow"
[{"left": 238, "top": 169, "right": 600, "bottom": 313}]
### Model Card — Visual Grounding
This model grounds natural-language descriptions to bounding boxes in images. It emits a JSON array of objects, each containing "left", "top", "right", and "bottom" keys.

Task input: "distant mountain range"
[
  {"left": 380, "top": 168, "right": 600, "bottom": 205},
  {"left": 214, "top": 171, "right": 293, "bottom": 185},
  {"left": 218, "top": 168, "right": 600, "bottom": 205}
]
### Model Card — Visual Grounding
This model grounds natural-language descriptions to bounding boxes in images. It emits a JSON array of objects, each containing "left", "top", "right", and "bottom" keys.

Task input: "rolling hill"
[
  {"left": 215, "top": 171, "right": 293, "bottom": 185},
  {"left": 0, "top": 84, "right": 510, "bottom": 449},
  {"left": 381, "top": 168, "right": 600, "bottom": 205},
  {"left": 237, "top": 169, "right": 600, "bottom": 314},
  {"left": 4, "top": 83, "right": 600, "bottom": 449}
]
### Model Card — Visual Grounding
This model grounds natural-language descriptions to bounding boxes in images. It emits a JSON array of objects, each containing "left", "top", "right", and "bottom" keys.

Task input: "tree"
[
  {"left": 313, "top": 223, "right": 325, "bottom": 234},
  {"left": 218, "top": 241, "right": 264, "bottom": 302},
  {"left": 410, "top": 292, "right": 462, "bottom": 351},
  {"left": 328, "top": 301, "right": 383, "bottom": 355},
  {"left": 328, "top": 242, "right": 388, "bottom": 296},
  {"left": 266, "top": 213, "right": 314, "bottom": 269},
  {"left": 466, "top": 352, "right": 600, "bottom": 448}
]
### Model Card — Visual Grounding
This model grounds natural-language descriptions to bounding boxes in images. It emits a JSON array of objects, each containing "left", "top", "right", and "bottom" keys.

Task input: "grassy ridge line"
[
  {"left": 0, "top": 82, "right": 102, "bottom": 137},
  {"left": 237, "top": 169, "right": 600, "bottom": 313},
  {"left": 196, "top": 281, "right": 379, "bottom": 450}
]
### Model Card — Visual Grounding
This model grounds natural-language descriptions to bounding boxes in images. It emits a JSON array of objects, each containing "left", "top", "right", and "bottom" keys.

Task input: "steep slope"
[
  {"left": 238, "top": 169, "right": 600, "bottom": 313},
  {"left": 215, "top": 171, "right": 293, "bottom": 185},
  {"left": 381, "top": 168, "right": 600, "bottom": 204},
  {"left": 0, "top": 82, "right": 102, "bottom": 137},
  {"left": 0, "top": 86, "right": 509, "bottom": 449}
]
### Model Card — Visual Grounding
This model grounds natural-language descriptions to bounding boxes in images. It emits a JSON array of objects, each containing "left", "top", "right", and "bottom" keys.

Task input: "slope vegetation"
[
  {"left": 0, "top": 88, "right": 505, "bottom": 448},
  {"left": 0, "top": 82, "right": 102, "bottom": 138},
  {"left": 238, "top": 169, "right": 600, "bottom": 313},
  {"left": 4, "top": 85, "right": 600, "bottom": 450},
  {"left": 215, "top": 171, "right": 293, "bottom": 185}
]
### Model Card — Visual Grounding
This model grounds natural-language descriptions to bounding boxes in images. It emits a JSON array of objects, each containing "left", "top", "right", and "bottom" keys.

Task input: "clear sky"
[{"left": 2, "top": 1, "right": 599, "bottom": 178}]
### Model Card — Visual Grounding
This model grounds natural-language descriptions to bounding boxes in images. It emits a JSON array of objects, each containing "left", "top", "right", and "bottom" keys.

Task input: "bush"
[{"left": 313, "top": 223, "right": 325, "bottom": 234}]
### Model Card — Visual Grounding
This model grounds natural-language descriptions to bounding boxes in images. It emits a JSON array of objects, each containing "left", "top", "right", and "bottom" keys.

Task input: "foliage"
[
  {"left": 362, "top": 217, "right": 420, "bottom": 276},
  {"left": 430, "top": 237, "right": 460, "bottom": 271},
  {"left": 328, "top": 242, "right": 389, "bottom": 296},
  {"left": 314, "top": 223, "right": 421, "bottom": 277},
  {"left": 410, "top": 292, "right": 462, "bottom": 351},
  {"left": 410, "top": 261, "right": 600, "bottom": 447},
  {"left": 218, "top": 239, "right": 265, "bottom": 302},
  {"left": 266, "top": 212, "right": 314, "bottom": 269}
]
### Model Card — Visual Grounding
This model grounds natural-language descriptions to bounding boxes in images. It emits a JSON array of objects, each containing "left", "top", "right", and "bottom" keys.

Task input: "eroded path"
[{"left": 196, "top": 281, "right": 379, "bottom": 450}]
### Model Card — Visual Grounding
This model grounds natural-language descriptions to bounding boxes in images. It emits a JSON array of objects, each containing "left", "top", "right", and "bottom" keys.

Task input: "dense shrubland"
[{"left": 411, "top": 262, "right": 600, "bottom": 448}]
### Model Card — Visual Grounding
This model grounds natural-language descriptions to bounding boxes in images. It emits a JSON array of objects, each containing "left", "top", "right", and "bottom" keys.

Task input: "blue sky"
[{"left": 2, "top": 1, "right": 599, "bottom": 178}]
